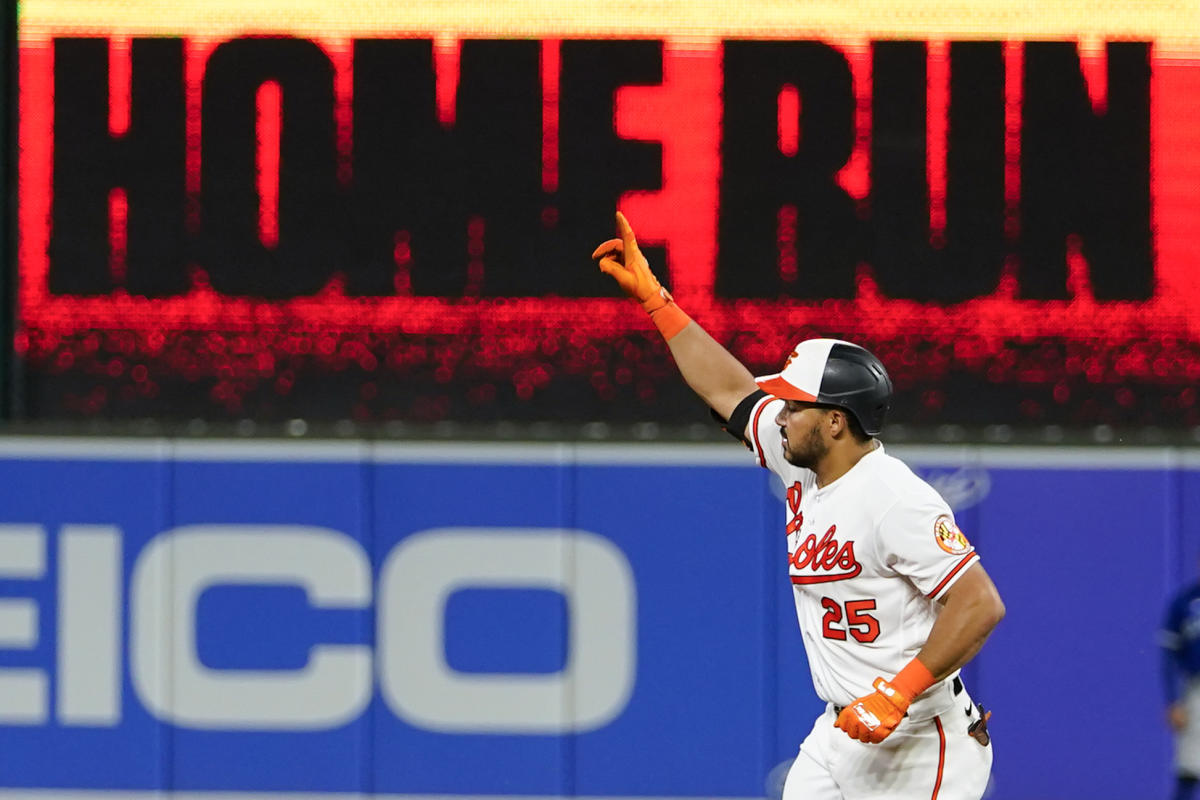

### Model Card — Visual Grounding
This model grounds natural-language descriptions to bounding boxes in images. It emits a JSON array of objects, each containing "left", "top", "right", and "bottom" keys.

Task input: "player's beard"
[{"left": 782, "top": 424, "right": 828, "bottom": 469}]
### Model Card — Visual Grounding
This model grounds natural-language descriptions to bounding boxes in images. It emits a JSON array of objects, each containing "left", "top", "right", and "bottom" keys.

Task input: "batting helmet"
[{"left": 754, "top": 339, "right": 894, "bottom": 436}]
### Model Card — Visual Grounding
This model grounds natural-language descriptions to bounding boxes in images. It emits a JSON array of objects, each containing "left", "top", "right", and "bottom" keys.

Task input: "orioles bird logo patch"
[{"left": 933, "top": 515, "right": 972, "bottom": 555}]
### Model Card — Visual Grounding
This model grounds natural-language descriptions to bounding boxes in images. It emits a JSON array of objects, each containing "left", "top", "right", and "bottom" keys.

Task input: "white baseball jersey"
[{"left": 747, "top": 396, "right": 980, "bottom": 719}]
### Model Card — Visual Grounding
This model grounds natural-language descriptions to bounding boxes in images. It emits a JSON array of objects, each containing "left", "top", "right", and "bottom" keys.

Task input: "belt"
[{"left": 833, "top": 676, "right": 963, "bottom": 716}]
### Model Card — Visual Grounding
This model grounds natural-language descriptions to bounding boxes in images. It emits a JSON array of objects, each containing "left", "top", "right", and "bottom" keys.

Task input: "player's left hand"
[{"left": 835, "top": 677, "right": 913, "bottom": 744}]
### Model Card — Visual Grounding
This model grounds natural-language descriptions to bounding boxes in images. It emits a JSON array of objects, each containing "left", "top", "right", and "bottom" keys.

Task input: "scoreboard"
[{"left": 16, "top": 1, "right": 1200, "bottom": 426}]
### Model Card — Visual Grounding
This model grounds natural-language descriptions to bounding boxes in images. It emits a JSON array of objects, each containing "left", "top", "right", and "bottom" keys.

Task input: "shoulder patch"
[{"left": 933, "top": 515, "right": 972, "bottom": 555}]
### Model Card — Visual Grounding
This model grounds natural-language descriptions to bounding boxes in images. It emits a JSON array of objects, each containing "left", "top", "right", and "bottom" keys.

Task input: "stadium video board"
[{"left": 16, "top": 1, "right": 1200, "bottom": 426}]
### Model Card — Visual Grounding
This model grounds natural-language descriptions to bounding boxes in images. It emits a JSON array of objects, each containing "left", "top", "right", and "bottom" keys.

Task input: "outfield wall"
[{"left": 0, "top": 438, "right": 1195, "bottom": 799}]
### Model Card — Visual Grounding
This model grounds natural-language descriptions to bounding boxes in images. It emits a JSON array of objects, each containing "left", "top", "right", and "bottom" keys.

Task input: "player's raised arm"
[{"left": 592, "top": 212, "right": 758, "bottom": 423}]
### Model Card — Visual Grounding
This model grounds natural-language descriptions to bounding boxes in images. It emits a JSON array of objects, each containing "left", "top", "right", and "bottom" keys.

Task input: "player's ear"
[{"left": 828, "top": 408, "right": 849, "bottom": 438}]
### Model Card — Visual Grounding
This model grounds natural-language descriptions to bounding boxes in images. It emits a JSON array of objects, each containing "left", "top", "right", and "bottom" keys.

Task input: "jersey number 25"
[{"left": 821, "top": 598, "right": 880, "bottom": 642}]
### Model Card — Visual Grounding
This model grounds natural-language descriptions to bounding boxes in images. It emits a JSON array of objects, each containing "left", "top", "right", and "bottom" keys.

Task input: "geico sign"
[{"left": 0, "top": 525, "right": 636, "bottom": 733}]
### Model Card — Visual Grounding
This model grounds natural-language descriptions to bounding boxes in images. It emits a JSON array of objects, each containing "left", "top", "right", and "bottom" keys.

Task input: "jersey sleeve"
[
  {"left": 1160, "top": 595, "right": 1185, "bottom": 651},
  {"left": 1162, "top": 595, "right": 1188, "bottom": 703},
  {"left": 745, "top": 395, "right": 789, "bottom": 475},
  {"left": 877, "top": 494, "right": 980, "bottom": 601}
]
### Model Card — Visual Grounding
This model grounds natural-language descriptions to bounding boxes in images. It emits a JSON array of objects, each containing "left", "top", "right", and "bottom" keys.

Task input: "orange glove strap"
[
  {"left": 889, "top": 658, "right": 936, "bottom": 703},
  {"left": 648, "top": 301, "right": 692, "bottom": 341}
]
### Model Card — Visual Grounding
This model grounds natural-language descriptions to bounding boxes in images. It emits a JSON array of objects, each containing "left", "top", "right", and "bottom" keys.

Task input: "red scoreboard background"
[{"left": 16, "top": 2, "right": 1200, "bottom": 427}]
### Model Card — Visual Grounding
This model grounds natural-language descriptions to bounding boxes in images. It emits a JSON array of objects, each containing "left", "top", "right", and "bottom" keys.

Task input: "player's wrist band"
[
  {"left": 890, "top": 658, "right": 937, "bottom": 702},
  {"left": 647, "top": 300, "right": 691, "bottom": 341}
]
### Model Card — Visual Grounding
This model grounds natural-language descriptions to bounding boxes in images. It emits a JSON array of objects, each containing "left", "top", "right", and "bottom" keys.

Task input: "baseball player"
[
  {"left": 1161, "top": 564, "right": 1200, "bottom": 800},
  {"left": 594, "top": 212, "right": 1005, "bottom": 800}
]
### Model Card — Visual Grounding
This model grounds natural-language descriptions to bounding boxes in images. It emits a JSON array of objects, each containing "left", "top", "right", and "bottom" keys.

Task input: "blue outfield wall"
[{"left": 0, "top": 437, "right": 1195, "bottom": 800}]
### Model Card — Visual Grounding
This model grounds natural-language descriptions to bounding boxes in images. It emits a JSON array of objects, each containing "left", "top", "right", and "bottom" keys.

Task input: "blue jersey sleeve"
[
  {"left": 1161, "top": 586, "right": 1200, "bottom": 704},
  {"left": 1162, "top": 595, "right": 1184, "bottom": 704}
]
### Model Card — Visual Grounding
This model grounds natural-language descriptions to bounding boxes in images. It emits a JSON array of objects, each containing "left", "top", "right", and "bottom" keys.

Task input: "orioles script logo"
[
  {"left": 786, "top": 482, "right": 804, "bottom": 535},
  {"left": 789, "top": 524, "right": 863, "bottom": 584}
]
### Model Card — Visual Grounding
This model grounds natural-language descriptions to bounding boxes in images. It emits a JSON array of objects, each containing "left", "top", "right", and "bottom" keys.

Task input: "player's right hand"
[
  {"left": 592, "top": 212, "right": 671, "bottom": 313},
  {"left": 1169, "top": 702, "right": 1188, "bottom": 731}
]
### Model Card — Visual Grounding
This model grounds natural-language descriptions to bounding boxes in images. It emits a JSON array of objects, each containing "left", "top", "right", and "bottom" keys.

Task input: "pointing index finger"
[{"left": 615, "top": 211, "right": 641, "bottom": 256}]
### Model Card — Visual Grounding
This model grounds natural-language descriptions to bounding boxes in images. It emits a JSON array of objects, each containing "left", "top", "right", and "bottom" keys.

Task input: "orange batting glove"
[
  {"left": 592, "top": 212, "right": 691, "bottom": 340},
  {"left": 592, "top": 211, "right": 671, "bottom": 312},
  {"left": 834, "top": 659, "right": 935, "bottom": 744},
  {"left": 835, "top": 678, "right": 913, "bottom": 744}
]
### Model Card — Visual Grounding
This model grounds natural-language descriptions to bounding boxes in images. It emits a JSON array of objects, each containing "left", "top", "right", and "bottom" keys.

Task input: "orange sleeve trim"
[
  {"left": 750, "top": 397, "right": 770, "bottom": 467},
  {"left": 926, "top": 551, "right": 979, "bottom": 600},
  {"left": 648, "top": 301, "right": 691, "bottom": 340},
  {"left": 930, "top": 716, "right": 946, "bottom": 800}
]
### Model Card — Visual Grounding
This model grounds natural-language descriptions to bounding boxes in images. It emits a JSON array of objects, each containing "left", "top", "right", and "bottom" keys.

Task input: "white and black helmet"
[{"left": 755, "top": 339, "right": 894, "bottom": 436}]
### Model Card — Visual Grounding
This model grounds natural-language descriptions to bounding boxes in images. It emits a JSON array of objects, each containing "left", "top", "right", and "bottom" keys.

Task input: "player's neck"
[{"left": 814, "top": 438, "right": 879, "bottom": 488}]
